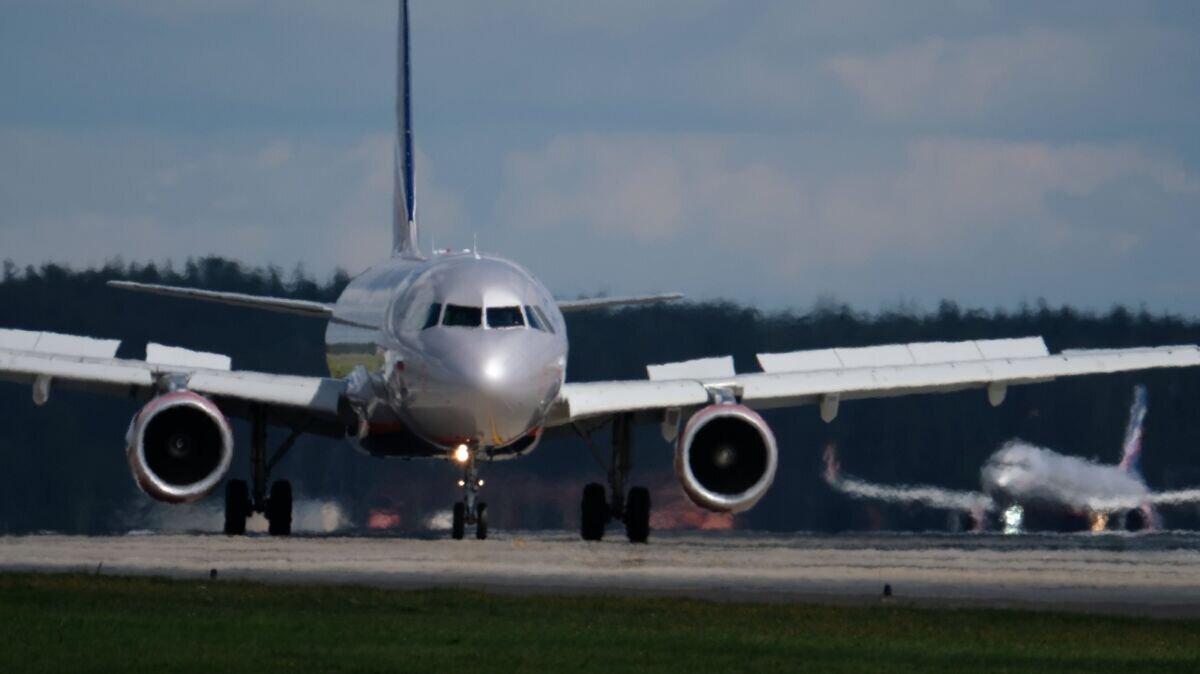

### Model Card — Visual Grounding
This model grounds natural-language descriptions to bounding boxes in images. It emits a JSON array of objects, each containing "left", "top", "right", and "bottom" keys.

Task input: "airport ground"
[{"left": 3, "top": 531, "right": 1200, "bottom": 672}]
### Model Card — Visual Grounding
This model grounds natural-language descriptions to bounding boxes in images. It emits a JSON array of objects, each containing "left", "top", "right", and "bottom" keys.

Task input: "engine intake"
[
  {"left": 675, "top": 404, "right": 778, "bottom": 513},
  {"left": 126, "top": 391, "right": 233, "bottom": 503}
]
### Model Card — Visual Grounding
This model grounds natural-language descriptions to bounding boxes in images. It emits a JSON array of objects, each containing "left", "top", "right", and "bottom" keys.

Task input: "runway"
[{"left": 3, "top": 531, "right": 1200, "bottom": 617}]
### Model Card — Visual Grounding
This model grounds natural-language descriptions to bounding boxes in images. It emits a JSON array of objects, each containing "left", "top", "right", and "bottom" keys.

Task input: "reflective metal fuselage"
[
  {"left": 980, "top": 443, "right": 1148, "bottom": 512},
  {"left": 325, "top": 252, "right": 567, "bottom": 459}
]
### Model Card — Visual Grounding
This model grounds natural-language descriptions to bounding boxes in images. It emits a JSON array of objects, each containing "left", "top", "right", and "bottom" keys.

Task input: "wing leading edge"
[
  {"left": 107, "top": 281, "right": 334, "bottom": 319},
  {"left": 557, "top": 293, "right": 683, "bottom": 312}
]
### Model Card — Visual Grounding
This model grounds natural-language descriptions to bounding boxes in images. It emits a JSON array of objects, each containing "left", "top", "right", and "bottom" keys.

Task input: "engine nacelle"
[
  {"left": 675, "top": 404, "right": 778, "bottom": 513},
  {"left": 125, "top": 391, "right": 233, "bottom": 503}
]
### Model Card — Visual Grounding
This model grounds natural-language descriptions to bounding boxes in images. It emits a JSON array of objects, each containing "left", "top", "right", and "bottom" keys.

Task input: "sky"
[{"left": 2, "top": 0, "right": 1200, "bottom": 314}]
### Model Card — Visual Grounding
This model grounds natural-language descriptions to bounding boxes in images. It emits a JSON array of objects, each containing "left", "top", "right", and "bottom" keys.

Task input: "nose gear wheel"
[{"left": 451, "top": 451, "right": 488, "bottom": 540}]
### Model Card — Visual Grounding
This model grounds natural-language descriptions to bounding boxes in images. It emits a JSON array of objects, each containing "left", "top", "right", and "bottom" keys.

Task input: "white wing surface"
[
  {"left": 549, "top": 337, "right": 1200, "bottom": 425},
  {"left": 0, "top": 329, "right": 344, "bottom": 416}
]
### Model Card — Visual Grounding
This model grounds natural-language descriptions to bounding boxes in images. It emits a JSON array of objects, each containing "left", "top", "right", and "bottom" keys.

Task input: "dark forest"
[{"left": 3, "top": 257, "right": 1200, "bottom": 534}]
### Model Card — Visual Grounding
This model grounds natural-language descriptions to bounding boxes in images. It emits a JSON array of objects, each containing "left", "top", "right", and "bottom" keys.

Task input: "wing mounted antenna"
[{"left": 393, "top": 0, "right": 421, "bottom": 259}]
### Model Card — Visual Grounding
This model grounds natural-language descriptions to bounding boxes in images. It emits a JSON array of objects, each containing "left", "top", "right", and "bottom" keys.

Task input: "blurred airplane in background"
[{"left": 825, "top": 386, "right": 1200, "bottom": 533}]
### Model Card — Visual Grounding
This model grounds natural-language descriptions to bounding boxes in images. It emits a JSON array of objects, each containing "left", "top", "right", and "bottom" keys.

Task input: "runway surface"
[{"left": 4, "top": 531, "right": 1200, "bottom": 617}]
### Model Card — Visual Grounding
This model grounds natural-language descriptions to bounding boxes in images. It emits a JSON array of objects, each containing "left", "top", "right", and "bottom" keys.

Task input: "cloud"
[
  {"left": 826, "top": 27, "right": 1100, "bottom": 122},
  {"left": 0, "top": 128, "right": 466, "bottom": 275},
  {"left": 498, "top": 132, "right": 1200, "bottom": 309}
]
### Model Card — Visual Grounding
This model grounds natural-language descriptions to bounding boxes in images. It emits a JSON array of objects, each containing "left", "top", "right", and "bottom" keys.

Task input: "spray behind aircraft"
[{"left": 825, "top": 386, "right": 1200, "bottom": 532}]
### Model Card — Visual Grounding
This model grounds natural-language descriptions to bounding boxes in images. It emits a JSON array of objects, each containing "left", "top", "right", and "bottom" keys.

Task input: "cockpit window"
[
  {"left": 487, "top": 306, "right": 525, "bottom": 329},
  {"left": 532, "top": 305, "right": 555, "bottom": 334},
  {"left": 443, "top": 304, "right": 482, "bottom": 327},
  {"left": 524, "top": 305, "right": 544, "bottom": 331},
  {"left": 422, "top": 303, "right": 443, "bottom": 330}
]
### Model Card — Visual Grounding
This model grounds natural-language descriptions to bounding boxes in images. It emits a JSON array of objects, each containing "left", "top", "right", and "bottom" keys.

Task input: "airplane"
[
  {"left": 4, "top": 1, "right": 1200, "bottom": 543},
  {"left": 823, "top": 385, "right": 1200, "bottom": 533}
]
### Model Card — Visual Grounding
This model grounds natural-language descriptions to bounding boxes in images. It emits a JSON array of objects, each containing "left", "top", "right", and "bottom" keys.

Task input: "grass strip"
[{"left": 1, "top": 573, "right": 1197, "bottom": 673}]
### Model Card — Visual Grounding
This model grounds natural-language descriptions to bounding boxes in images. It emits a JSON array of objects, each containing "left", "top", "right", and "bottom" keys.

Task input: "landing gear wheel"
[
  {"left": 452, "top": 502, "right": 466, "bottom": 540},
  {"left": 625, "top": 486, "right": 651, "bottom": 544},
  {"left": 475, "top": 503, "right": 488, "bottom": 540},
  {"left": 224, "top": 480, "right": 249, "bottom": 536},
  {"left": 267, "top": 480, "right": 292, "bottom": 536},
  {"left": 581, "top": 482, "right": 607, "bottom": 541}
]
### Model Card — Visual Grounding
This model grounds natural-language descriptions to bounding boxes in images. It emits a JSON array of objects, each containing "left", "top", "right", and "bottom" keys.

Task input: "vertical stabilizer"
[
  {"left": 1119, "top": 385, "right": 1148, "bottom": 476},
  {"left": 393, "top": 0, "right": 420, "bottom": 258}
]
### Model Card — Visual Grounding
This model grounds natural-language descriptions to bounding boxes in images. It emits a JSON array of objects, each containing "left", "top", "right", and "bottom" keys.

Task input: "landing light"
[
  {"left": 453, "top": 444, "right": 470, "bottom": 463},
  {"left": 457, "top": 479, "right": 466, "bottom": 487}
]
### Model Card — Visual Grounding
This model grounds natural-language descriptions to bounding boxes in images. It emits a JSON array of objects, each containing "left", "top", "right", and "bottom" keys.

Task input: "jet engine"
[
  {"left": 125, "top": 391, "right": 234, "bottom": 503},
  {"left": 674, "top": 404, "right": 778, "bottom": 513}
]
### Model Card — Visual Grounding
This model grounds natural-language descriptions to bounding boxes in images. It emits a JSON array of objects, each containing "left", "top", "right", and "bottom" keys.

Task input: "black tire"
[
  {"left": 581, "top": 482, "right": 607, "bottom": 541},
  {"left": 1125, "top": 508, "right": 1148, "bottom": 532},
  {"left": 267, "top": 480, "right": 292, "bottom": 536},
  {"left": 475, "top": 502, "right": 488, "bottom": 540},
  {"left": 223, "top": 480, "right": 249, "bottom": 536},
  {"left": 452, "top": 502, "right": 466, "bottom": 540},
  {"left": 625, "top": 486, "right": 651, "bottom": 544}
]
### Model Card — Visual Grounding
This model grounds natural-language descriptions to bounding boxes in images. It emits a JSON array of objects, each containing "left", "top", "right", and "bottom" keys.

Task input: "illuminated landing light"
[
  {"left": 457, "top": 480, "right": 466, "bottom": 487},
  {"left": 478, "top": 479, "right": 485, "bottom": 487},
  {"left": 1090, "top": 512, "right": 1108, "bottom": 533},
  {"left": 1002, "top": 505, "right": 1024, "bottom": 535},
  {"left": 453, "top": 444, "right": 470, "bottom": 463}
]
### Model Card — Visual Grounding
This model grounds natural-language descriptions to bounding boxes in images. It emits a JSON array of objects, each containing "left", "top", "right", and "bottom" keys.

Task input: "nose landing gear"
[{"left": 451, "top": 450, "right": 488, "bottom": 540}]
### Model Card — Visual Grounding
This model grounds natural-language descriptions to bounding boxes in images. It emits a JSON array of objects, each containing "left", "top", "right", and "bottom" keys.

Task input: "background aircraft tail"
[
  {"left": 1119, "top": 385, "right": 1148, "bottom": 476},
  {"left": 393, "top": 0, "right": 419, "bottom": 258}
]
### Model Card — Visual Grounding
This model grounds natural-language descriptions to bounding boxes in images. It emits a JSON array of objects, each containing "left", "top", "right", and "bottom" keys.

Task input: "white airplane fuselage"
[
  {"left": 325, "top": 252, "right": 568, "bottom": 459},
  {"left": 981, "top": 442, "right": 1148, "bottom": 512}
]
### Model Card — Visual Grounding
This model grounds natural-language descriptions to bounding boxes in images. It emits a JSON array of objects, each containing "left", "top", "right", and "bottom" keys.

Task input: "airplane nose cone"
[{"left": 443, "top": 338, "right": 555, "bottom": 444}]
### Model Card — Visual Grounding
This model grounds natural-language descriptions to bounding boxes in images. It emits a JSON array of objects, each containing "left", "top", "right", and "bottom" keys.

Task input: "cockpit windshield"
[
  {"left": 443, "top": 304, "right": 482, "bottom": 327},
  {"left": 487, "top": 306, "right": 525, "bottom": 329},
  {"left": 422, "top": 303, "right": 442, "bottom": 330},
  {"left": 524, "top": 305, "right": 544, "bottom": 331}
]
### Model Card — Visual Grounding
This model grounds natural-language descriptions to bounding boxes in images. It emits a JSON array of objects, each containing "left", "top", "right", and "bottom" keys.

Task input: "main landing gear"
[
  {"left": 224, "top": 406, "right": 300, "bottom": 536},
  {"left": 451, "top": 449, "right": 488, "bottom": 540},
  {"left": 578, "top": 414, "right": 651, "bottom": 543}
]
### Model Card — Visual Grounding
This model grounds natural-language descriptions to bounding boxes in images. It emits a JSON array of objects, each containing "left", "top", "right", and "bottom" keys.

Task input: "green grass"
[{"left": 1, "top": 573, "right": 1197, "bottom": 673}]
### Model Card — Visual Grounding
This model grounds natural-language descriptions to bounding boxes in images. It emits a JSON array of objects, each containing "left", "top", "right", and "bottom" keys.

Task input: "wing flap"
[
  {"left": 145, "top": 343, "right": 232, "bottom": 371},
  {"left": 0, "top": 328, "right": 120, "bottom": 359},
  {"left": 757, "top": 337, "right": 1049, "bottom": 374},
  {"left": 647, "top": 356, "right": 735, "bottom": 381}
]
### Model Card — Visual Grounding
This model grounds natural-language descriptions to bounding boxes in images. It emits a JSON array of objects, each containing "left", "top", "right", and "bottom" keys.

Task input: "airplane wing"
[
  {"left": 556, "top": 293, "right": 683, "bottom": 312},
  {"left": 822, "top": 445, "right": 995, "bottom": 512},
  {"left": 0, "top": 328, "right": 346, "bottom": 435},
  {"left": 548, "top": 337, "right": 1200, "bottom": 425},
  {"left": 107, "top": 281, "right": 335, "bottom": 319}
]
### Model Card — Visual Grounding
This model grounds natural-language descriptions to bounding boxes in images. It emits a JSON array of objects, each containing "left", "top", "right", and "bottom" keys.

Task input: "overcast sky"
[{"left": 3, "top": 1, "right": 1199, "bottom": 313}]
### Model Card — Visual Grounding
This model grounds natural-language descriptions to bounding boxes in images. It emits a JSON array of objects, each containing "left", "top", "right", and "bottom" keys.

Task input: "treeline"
[{"left": 3, "top": 258, "right": 1200, "bottom": 534}]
